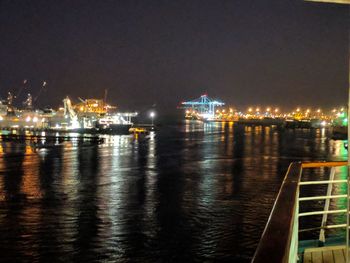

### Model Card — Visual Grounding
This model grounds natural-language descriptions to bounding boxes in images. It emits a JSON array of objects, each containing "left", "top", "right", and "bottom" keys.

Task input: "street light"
[{"left": 150, "top": 111, "right": 155, "bottom": 126}]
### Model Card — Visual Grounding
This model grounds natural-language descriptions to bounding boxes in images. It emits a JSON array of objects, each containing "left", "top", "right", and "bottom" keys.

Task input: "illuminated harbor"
[
  {"left": 0, "top": 94, "right": 139, "bottom": 135},
  {"left": 181, "top": 94, "right": 346, "bottom": 129},
  {"left": 0, "top": 0, "right": 349, "bottom": 262}
]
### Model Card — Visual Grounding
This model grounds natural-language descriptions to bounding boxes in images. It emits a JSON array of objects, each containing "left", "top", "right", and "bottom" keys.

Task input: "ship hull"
[
  {"left": 100, "top": 124, "right": 132, "bottom": 135},
  {"left": 331, "top": 126, "right": 347, "bottom": 140},
  {"left": 93, "top": 123, "right": 132, "bottom": 135}
]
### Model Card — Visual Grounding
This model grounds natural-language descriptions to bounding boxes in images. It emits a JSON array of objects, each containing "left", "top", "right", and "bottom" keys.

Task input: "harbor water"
[{"left": 0, "top": 121, "right": 346, "bottom": 262}]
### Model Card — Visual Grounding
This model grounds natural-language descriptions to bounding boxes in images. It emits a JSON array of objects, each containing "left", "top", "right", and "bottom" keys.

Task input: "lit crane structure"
[{"left": 181, "top": 94, "right": 225, "bottom": 120}]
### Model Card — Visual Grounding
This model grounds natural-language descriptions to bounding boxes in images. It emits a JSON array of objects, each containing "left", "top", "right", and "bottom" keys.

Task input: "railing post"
[{"left": 319, "top": 167, "right": 336, "bottom": 244}]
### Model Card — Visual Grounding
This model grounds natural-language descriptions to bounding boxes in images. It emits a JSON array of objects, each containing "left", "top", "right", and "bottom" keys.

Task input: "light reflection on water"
[{"left": 0, "top": 123, "right": 346, "bottom": 262}]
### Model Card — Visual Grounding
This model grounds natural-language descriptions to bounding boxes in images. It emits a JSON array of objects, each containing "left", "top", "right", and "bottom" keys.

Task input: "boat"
[
  {"left": 252, "top": 0, "right": 350, "bottom": 259},
  {"left": 0, "top": 93, "right": 49, "bottom": 130},
  {"left": 0, "top": 90, "right": 137, "bottom": 135},
  {"left": 331, "top": 126, "right": 347, "bottom": 139},
  {"left": 48, "top": 97, "right": 137, "bottom": 135},
  {"left": 331, "top": 112, "right": 347, "bottom": 139},
  {"left": 94, "top": 114, "right": 134, "bottom": 134}
]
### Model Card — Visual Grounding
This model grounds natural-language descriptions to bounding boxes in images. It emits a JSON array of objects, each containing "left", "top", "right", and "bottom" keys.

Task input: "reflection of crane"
[
  {"left": 63, "top": 96, "right": 80, "bottom": 128},
  {"left": 181, "top": 94, "right": 225, "bottom": 119}
]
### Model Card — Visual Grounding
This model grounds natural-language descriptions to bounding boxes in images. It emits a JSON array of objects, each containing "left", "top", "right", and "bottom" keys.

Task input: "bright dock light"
[{"left": 150, "top": 111, "right": 155, "bottom": 126}]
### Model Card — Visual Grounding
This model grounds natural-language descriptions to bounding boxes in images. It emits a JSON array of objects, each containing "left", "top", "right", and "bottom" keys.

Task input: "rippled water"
[{"left": 0, "top": 122, "right": 346, "bottom": 262}]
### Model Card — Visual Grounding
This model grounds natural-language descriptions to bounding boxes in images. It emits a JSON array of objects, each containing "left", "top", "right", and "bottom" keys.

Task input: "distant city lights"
[{"left": 184, "top": 105, "right": 347, "bottom": 122}]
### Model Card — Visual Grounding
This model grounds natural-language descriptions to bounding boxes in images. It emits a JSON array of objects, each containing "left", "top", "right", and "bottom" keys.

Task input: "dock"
[{"left": 304, "top": 246, "right": 346, "bottom": 263}]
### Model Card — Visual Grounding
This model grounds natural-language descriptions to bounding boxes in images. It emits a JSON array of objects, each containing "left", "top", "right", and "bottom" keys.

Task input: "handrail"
[
  {"left": 299, "top": 179, "right": 347, "bottom": 185},
  {"left": 301, "top": 161, "right": 347, "bottom": 168},
  {"left": 299, "top": 209, "right": 347, "bottom": 217},
  {"left": 298, "top": 163, "right": 348, "bottom": 245},
  {"left": 299, "top": 194, "right": 347, "bottom": 201},
  {"left": 251, "top": 162, "right": 302, "bottom": 263}
]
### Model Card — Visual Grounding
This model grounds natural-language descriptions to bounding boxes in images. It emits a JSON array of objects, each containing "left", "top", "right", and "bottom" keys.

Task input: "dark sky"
[{"left": 0, "top": 0, "right": 348, "bottom": 114}]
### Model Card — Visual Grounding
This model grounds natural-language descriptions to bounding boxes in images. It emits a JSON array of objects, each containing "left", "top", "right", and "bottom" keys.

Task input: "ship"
[
  {"left": 252, "top": 2, "right": 350, "bottom": 262},
  {"left": 330, "top": 111, "right": 347, "bottom": 139},
  {"left": 0, "top": 88, "right": 137, "bottom": 135},
  {"left": 0, "top": 92, "right": 49, "bottom": 130},
  {"left": 48, "top": 97, "right": 137, "bottom": 135}
]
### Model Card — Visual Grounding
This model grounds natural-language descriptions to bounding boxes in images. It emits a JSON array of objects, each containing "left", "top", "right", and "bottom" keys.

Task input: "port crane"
[
  {"left": 181, "top": 94, "right": 225, "bottom": 119},
  {"left": 63, "top": 96, "right": 80, "bottom": 128}
]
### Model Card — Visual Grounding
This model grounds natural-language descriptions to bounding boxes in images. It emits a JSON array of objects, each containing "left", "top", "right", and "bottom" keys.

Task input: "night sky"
[{"left": 0, "top": 0, "right": 348, "bottom": 114}]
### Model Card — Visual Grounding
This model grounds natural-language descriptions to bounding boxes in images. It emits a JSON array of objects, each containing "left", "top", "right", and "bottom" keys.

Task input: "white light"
[
  {"left": 33, "top": 116, "right": 38, "bottom": 123},
  {"left": 71, "top": 119, "right": 80, "bottom": 129},
  {"left": 26, "top": 116, "right": 31, "bottom": 122},
  {"left": 150, "top": 112, "right": 155, "bottom": 118},
  {"left": 0, "top": 116, "right": 3, "bottom": 121},
  {"left": 200, "top": 113, "right": 215, "bottom": 120}
]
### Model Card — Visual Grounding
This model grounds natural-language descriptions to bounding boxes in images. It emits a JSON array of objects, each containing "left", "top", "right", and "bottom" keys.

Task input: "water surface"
[{"left": 0, "top": 122, "right": 346, "bottom": 262}]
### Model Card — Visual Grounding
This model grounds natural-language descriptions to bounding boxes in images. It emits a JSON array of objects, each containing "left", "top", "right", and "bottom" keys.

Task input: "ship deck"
[
  {"left": 303, "top": 246, "right": 346, "bottom": 263},
  {"left": 252, "top": 161, "right": 349, "bottom": 263}
]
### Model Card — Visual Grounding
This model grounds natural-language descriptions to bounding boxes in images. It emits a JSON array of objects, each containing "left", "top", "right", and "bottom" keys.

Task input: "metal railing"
[
  {"left": 299, "top": 162, "right": 347, "bottom": 241},
  {"left": 252, "top": 161, "right": 348, "bottom": 263}
]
